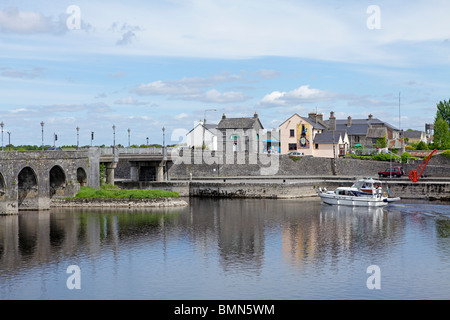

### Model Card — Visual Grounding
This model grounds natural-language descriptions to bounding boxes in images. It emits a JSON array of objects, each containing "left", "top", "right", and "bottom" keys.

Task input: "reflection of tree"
[{"left": 436, "top": 219, "right": 450, "bottom": 238}]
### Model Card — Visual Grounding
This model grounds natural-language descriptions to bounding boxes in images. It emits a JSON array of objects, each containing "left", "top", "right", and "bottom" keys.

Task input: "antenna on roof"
[{"left": 399, "top": 91, "right": 401, "bottom": 131}]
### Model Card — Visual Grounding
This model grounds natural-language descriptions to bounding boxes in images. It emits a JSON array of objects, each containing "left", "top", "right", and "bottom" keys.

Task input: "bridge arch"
[
  {"left": 49, "top": 165, "right": 66, "bottom": 198},
  {"left": 77, "top": 167, "right": 87, "bottom": 186},
  {"left": 0, "top": 172, "right": 5, "bottom": 198},
  {"left": 17, "top": 166, "right": 38, "bottom": 209}
]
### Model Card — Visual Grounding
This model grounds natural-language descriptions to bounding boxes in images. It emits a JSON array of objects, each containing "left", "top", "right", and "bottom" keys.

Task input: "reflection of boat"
[{"left": 318, "top": 177, "right": 400, "bottom": 207}]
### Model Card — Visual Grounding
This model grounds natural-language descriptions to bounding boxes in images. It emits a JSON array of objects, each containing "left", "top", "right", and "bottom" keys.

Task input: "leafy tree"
[
  {"left": 415, "top": 141, "right": 428, "bottom": 150},
  {"left": 433, "top": 116, "right": 450, "bottom": 149},
  {"left": 436, "top": 99, "right": 450, "bottom": 127}
]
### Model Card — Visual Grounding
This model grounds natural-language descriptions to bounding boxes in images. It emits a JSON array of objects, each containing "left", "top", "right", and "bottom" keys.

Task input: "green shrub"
[
  {"left": 74, "top": 186, "right": 179, "bottom": 199},
  {"left": 441, "top": 150, "right": 450, "bottom": 159}
]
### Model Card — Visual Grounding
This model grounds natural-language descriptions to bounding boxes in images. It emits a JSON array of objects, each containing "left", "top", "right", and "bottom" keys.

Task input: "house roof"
[
  {"left": 313, "top": 130, "right": 347, "bottom": 144},
  {"left": 325, "top": 117, "right": 399, "bottom": 136},
  {"left": 186, "top": 123, "right": 218, "bottom": 135},
  {"left": 366, "top": 127, "right": 387, "bottom": 138},
  {"left": 403, "top": 130, "right": 424, "bottom": 139},
  {"left": 278, "top": 113, "right": 327, "bottom": 129},
  {"left": 217, "top": 116, "right": 264, "bottom": 130}
]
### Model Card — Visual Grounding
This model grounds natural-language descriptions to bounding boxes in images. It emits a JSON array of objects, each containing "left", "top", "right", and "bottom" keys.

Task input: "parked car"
[
  {"left": 288, "top": 152, "right": 304, "bottom": 157},
  {"left": 378, "top": 166, "right": 405, "bottom": 177}
]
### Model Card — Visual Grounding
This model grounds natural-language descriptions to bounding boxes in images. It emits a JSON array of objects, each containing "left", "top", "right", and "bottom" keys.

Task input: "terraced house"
[{"left": 279, "top": 112, "right": 400, "bottom": 158}]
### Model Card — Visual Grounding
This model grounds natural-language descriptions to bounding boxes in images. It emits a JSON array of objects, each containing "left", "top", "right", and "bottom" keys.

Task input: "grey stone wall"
[{"left": 162, "top": 153, "right": 450, "bottom": 179}]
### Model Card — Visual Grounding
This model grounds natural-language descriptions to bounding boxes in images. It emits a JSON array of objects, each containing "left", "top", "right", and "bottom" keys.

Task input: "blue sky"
[{"left": 1, "top": 0, "right": 449, "bottom": 146}]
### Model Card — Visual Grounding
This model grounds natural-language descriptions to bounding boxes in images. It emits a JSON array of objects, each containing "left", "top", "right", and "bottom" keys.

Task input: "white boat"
[{"left": 318, "top": 177, "right": 400, "bottom": 207}]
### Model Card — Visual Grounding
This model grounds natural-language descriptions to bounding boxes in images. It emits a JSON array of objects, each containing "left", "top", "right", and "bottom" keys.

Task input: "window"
[
  {"left": 288, "top": 143, "right": 297, "bottom": 151},
  {"left": 290, "top": 129, "right": 295, "bottom": 137},
  {"left": 315, "top": 144, "right": 319, "bottom": 149}
]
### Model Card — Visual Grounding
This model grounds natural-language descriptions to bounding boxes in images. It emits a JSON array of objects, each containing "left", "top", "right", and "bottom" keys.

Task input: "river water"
[{"left": 0, "top": 198, "right": 449, "bottom": 300}]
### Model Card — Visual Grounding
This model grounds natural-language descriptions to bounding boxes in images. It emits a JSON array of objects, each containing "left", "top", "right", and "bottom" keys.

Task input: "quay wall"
[
  {"left": 116, "top": 179, "right": 450, "bottom": 200},
  {"left": 113, "top": 153, "right": 450, "bottom": 180},
  {"left": 189, "top": 153, "right": 450, "bottom": 178}
]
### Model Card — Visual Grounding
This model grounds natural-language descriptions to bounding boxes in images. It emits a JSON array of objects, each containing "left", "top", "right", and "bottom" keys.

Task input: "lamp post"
[
  {"left": 202, "top": 108, "right": 216, "bottom": 150},
  {"left": 7, "top": 131, "right": 11, "bottom": 151},
  {"left": 1, "top": 121, "right": 4, "bottom": 151},
  {"left": 76, "top": 126, "right": 80, "bottom": 149},
  {"left": 112, "top": 124, "right": 116, "bottom": 147},
  {"left": 128, "top": 128, "right": 131, "bottom": 147},
  {"left": 40, "top": 121, "right": 45, "bottom": 150}
]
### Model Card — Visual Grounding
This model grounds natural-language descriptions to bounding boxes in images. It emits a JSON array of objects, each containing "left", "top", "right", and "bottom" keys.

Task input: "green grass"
[{"left": 74, "top": 186, "right": 179, "bottom": 199}]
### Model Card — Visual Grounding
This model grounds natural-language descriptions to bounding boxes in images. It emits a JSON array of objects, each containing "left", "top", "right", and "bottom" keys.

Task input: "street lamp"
[
  {"left": 112, "top": 124, "right": 116, "bottom": 147},
  {"left": 128, "top": 128, "right": 131, "bottom": 147},
  {"left": 0, "top": 121, "right": 4, "bottom": 151},
  {"left": 162, "top": 126, "right": 166, "bottom": 159},
  {"left": 7, "top": 131, "right": 11, "bottom": 151},
  {"left": 40, "top": 121, "right": 45, "bottom": 150},
  {"left": 76, "top": 126, "right": 80, "bottom": 149},
  {"left": 202, "top": 108, "right": 217, "bottom": 150}
]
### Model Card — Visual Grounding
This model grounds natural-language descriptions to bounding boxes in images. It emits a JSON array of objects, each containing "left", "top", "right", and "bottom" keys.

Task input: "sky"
[{"left": 1, "top": 0, "right": 449, "bottom": 147}]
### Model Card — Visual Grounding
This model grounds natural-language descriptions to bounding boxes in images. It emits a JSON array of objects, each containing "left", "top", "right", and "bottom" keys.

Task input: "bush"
[
  {"left": 401, "top": 152, "right": 416, "bottom": 163},
  {"left": 441, "top": 150, "right": 450, "bottom": 159},
  {"left": 74, "top": 186, "right": 179, "bottom": 199},
  {"left": 415, "top": 141, "right": 428, "bottom": 150},
  {"left": 372, "top": 153, "right": 395, "bottom": 161}
]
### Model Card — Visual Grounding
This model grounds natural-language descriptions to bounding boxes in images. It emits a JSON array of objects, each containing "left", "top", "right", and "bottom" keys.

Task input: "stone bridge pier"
[{"left": 0, "top": 150, "right": 95, "bottom": 214}]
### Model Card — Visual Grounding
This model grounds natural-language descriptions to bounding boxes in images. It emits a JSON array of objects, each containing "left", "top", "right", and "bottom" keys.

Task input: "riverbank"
[
  {"left": 51, "top": 185, "right": 188, "bottom": 208},
  {"left": 51, "top": 197, "right": 188, "bottom": 208}
]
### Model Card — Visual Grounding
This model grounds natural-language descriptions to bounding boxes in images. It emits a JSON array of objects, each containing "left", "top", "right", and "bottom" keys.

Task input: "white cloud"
[
  {"left": 133, "top": 80, "right": 200, "bottom": 96},
  {"left": 114, "top": 96, "right": 148, "bottom": 105},
  {"left": 259, "top": 85, "right": 336, "bottom": 107},
  {"left": 175, "top": 113, "right": 189, "bottom": 120},
  {"left": 183, "top": 89, "right": 250, "bottom": 103},
  {"left": 0, "top": 7, "right": 52, "bottom": 34},
  {"left": 116, "top": 30, "right": 136, "bottom": 46},
  {"left": 0, "top": 67, "right": 44, "bottom": 79}
]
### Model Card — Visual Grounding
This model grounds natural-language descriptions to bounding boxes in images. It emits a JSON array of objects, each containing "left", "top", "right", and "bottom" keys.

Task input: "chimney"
[
  {"left": 368, "top": 114, "right": 373, "bottom": 121},
  {"left": 222, "top": 113, "right": 226, "bottom": 120},
  {"left": 308, "top": 112, "right": 316, "bottom": 122},
  {"left": 316, "top": 113, "right": 323, "bottom": 122},
  {"left": 329, "top": 111, "right": 336, "bottom": 131},
  {"left": 254, "top": 111, "right": 258, "bottom": 118},
  {"left": 347, "top": 116, "right": 352, "bottom": 127}
]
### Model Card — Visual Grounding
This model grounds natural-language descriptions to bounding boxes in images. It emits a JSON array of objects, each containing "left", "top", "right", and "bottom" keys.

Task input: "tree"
[
  {"left": 433, "top": 116, "right": 450, "bottom": 149},
  {"left": 436, "top": 99, "right": 450, "bottom": 127}
]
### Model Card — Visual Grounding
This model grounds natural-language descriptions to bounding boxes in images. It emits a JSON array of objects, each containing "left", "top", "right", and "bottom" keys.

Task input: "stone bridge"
[
  {"left": 0, "top": 147, "right": 173, "bottom": 214},
  {"left": 0, "top": 150, "right": 95, "bottom": 214}
]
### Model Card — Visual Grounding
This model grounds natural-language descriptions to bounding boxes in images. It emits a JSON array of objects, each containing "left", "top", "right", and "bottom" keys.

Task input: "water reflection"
[
  {"left": 281, "top": 205, "right": 404, "bottom": 271},
  {"left": 1, "top": 198, "right": 449, "bottom": 299}
]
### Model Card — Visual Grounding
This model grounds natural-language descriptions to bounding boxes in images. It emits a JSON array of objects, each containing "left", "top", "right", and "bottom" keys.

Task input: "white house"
[{"left": 186, "top": 121, "right": 218, "bottom": 150}]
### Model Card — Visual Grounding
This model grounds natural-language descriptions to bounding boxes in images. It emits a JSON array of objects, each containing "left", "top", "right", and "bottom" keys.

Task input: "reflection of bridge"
[{"left": 0, "top": 148, "right": 174, "bottom": 214}]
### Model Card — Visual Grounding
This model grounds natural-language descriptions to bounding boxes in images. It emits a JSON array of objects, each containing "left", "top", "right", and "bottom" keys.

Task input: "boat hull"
[{"left": 318, "top": 192, "right": 389, "bottom": 207}]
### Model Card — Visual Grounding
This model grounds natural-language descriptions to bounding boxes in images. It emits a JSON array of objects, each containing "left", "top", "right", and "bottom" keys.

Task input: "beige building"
[{"left": 279, "top": 112, "right": 349, "bottom": 158}]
